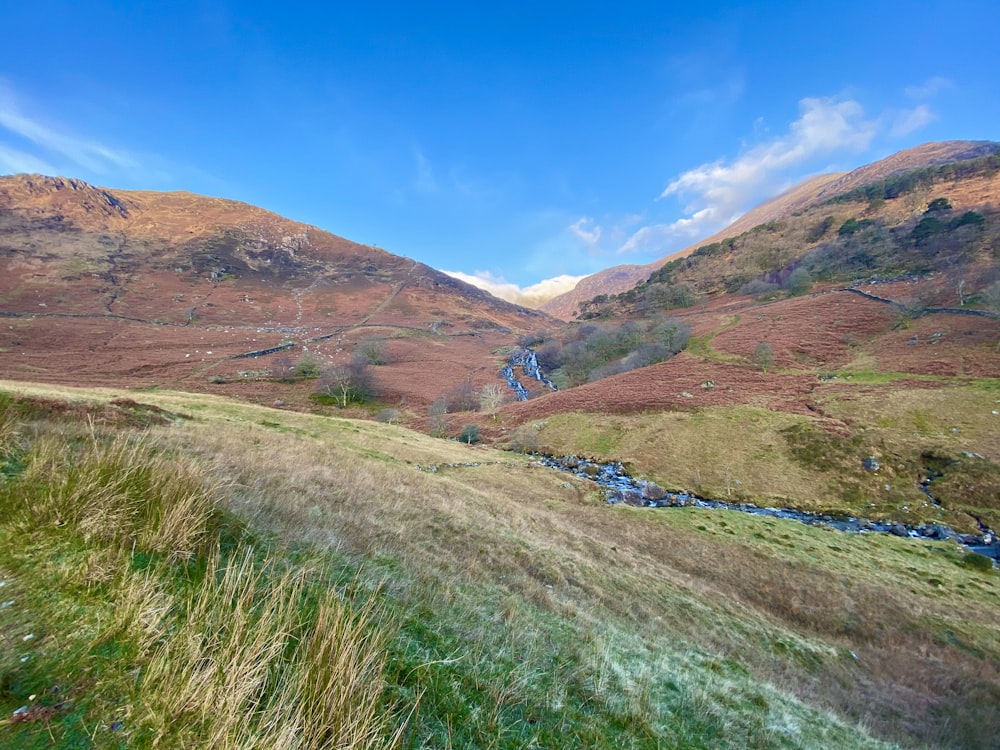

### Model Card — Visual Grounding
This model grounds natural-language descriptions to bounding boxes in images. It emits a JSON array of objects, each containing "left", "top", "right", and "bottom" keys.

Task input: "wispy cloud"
[
  {"left": 0, "top": 144, "right": 59, "bottom": 175},
  {"left": 443, "top": 269, "right": 585, "bottom": 308},
  {"left": 891, "top": 104, "right": 936, "bottom": 137},
  {"left": 0, "top": 79, "right": 137, "bottom": 175},
  {"left": 615, "top": 96, "right": 879, "bottom": 253},
  {"left": 904, "top": 76, "right": 953, "bottom": 101},
  {"left": 413, "top": 147, "right": 437, "bottom": 193}
]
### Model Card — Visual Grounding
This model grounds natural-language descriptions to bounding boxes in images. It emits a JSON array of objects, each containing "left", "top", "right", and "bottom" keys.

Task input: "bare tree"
[
  {"left": 316, "top": 359, "right": 374, "bottom": 408},
  {"left": 428, "top": 398, "right": 449, "bottom": 437},
  {"left": 270, "top": 354, "right": 296, "bottom": 382},
  {"left": 478, "top": 383, "right": 506, "bottom": 419}
]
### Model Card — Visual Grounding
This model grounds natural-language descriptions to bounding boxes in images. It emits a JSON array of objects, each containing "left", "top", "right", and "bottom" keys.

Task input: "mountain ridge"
[
  {"left": 539, "top": 140, "right": 1000, "bottom": 320},
  {"left": 0, "top": 173, "right": 555, "bottom": 406}
]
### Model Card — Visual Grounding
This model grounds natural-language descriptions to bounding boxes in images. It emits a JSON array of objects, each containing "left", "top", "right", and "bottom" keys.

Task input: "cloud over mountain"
[{"left": 443, "top": 270, "right": 585, "bottom": 308}]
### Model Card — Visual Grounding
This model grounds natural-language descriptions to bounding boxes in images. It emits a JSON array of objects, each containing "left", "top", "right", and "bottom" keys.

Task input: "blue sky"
[{"left": 1, "top": 2, "right": 998, "bottom": 304}]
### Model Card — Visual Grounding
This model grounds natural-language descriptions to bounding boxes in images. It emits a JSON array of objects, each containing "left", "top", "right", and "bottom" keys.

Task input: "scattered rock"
[
  {"left": 890, "top": 523, "right": 909, "bottom": 538},
  {"left": 640, "top": 481, "right": 668, "bottom": 501}
]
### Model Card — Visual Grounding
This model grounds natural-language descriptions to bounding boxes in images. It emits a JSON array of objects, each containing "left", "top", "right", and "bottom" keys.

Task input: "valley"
[{"left": 1, "top": 143, "right": 999, "bottom": 749}]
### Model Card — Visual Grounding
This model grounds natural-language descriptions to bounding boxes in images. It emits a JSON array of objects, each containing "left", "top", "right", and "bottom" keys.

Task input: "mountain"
[
  {"left": 540, "top": 140, "right": 1000, "bottom": 320},
  {"left": 0, "top": 174, "right": 554, "bottom": 406}
]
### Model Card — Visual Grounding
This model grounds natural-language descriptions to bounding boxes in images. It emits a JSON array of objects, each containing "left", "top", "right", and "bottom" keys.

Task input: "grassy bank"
[
  {"left": 1, "top": 382, "right": 998, "bottom": 748},
  {"left": 530, "top": 378, "right": 1000, "bottom": 531}
]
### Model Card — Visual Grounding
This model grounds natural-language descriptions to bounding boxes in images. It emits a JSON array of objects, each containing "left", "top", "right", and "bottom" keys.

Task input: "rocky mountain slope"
[
  {"left": 0, "top": 174, "right": 554, "bottom": 406},
  {"left": 540, "top": 140, "right": 999, "bottom": 320}
]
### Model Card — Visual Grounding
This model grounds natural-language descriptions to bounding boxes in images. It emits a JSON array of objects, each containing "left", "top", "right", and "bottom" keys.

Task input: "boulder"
[
  {"left": 612, "top": 489, "right": 645, "bottom": 507},
  {"left": 640, "top": 481, "right": 668, "bottom": 501}
]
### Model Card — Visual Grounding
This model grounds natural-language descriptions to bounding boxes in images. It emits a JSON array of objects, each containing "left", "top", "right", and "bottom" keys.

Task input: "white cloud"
[
  {"left": 904, "top": 76, "right": 953, "bottom": 101},
  {"left": 568, "top": 216, "right": 602, "bottom": 246},
  {"left": 615, "top": 96, "right": 878, "bottom": 253},
  {"left": 0, "top": 80, "right": 137, "bottom": 175},
  {"left": 443, "top": 269, "right": 585, "bottom": 308},
  {"left": 891, "top": 104, "right": 937, "bottom": 137}
]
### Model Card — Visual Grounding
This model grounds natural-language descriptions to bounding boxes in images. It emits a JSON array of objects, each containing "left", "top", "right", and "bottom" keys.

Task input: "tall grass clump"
[
  {"left": 137, "top": 551, "right": 403, "bottom": 750},
  {"left": 0, "top": 399, "right": 404, "bottom": 749},
  {"left": 9, "top": 430, "right": 218, "bottom": 561}
]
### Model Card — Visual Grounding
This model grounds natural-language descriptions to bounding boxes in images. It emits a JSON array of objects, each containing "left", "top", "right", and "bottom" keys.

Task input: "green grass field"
[{"left": 1, "top": 381, "right": 998, "bottom": 748}]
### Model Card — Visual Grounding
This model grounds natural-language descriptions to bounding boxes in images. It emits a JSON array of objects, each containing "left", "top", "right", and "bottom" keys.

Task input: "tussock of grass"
[
  {"left": 10, "top": 431, "right": 219, "bottom": 562},
  {"left": 0, "top": 401, "right": 402, "bottom": 750},
  {"left": 137, "top": 551, "right": 400, "bottom": 750}
]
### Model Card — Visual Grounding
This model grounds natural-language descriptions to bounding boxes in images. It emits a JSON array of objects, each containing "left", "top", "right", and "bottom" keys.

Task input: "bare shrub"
[
  {"left": 357, "top": 337, "right": 390, "bottom": 366},
  {"left": 375, "top": 408, "right": 401, "bottom": 424},
  {"left": 752, "top": 342, "right": 774, "bottom": 373},
  {"left": 317, "top": 359, "right": 375, "bottom": 407}
]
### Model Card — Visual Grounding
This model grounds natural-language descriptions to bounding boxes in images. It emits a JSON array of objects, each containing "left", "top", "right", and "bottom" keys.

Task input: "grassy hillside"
[
  {"left": 2, "top": 383, "right": 998, "bottom": 748},
  {"left": 578, "top": 154, "right": 1000, "bottom": 319}
]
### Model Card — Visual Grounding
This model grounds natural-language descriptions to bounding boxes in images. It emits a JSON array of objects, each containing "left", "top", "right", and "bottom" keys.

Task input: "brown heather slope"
[
  {"left": 540, "top": 140, "right": 999, "bottom": 320},
  {"left": 0, "top": 174, "right": 557, "bottom": 409}
]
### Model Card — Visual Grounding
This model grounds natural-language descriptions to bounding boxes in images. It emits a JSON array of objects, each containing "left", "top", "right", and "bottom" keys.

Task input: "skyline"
[{"left": 1, "top": 1, "right": 998, "bottom": 304}]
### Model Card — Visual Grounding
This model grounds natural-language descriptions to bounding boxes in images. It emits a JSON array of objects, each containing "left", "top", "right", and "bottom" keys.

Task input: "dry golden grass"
[
  {"left": 2, "top": 379, "right": 998, "bottom": 747},
  {"left": 136, "top": 551, "right": 401, "bottom": 750}
]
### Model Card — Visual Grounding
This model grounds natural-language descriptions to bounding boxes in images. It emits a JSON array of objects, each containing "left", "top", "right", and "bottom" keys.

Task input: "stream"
[
  {"left": 536, "top": 454, "right": 1000, "bottom": 563},
  {"left": 502, "top": 349, "right": 558, "bottom": 401}
]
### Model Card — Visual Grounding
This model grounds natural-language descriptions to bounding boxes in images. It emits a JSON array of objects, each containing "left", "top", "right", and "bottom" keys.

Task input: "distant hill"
[
  {"left": 540, "top": 140, "right": 1000, "bottom": 320},
  {"left": 581, "top": 143, "right": 1000, "bottom": 319},
  {"left": 0, "top": 174, "right": 554, "bottom": 406}
]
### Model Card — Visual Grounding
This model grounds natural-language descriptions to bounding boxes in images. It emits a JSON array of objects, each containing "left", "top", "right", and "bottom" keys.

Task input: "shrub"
[
  {"left": 739, "top": 279, "right": 780, "bottom": 298},
  {"left": 752, "top": 342, "right": 774, "bottom": 372},
  {"left": 458, "top": 424, "right": 481, "bottom": 444},
  {"left": 295, "top": 355, "right": 324, "bottom": 379},
  {"left": 784, "top": 267, "right": 813, "bottom": 296},
  {"left": 356, "top": 337, "right": 390, "bottom": 365},
  {"left": 375, "top": 408, "right": 401, "bottom": 424}
]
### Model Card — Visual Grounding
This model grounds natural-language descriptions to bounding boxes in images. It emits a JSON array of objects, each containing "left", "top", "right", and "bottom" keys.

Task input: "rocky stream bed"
[
  {"left": 499, "top": 349, "right": 998, "bottom": 562},
  {"left": 536, "top": 454, "right": 1000, "bottom": 563}
]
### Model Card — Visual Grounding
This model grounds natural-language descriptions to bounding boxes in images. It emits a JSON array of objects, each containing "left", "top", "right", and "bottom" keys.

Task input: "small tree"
[
  {"left": 444, "top": 378, "right": 478, "bottom": 412},
  {"left": 478, "top": 383, "right": 506, "bottom": 419},
  {"left": 270, "top": 354, "right": 296, "bottom": 382},
  {"left": 891, "top": 297, "right": 924, "bottom": 330},
  {"left": 458, "top": 424, "right": 481, "bottom": 444},
  {"left": 983, "top": 281, "right": 1000, "bottom": 350},
  {"left": 375, "top": 408, "right": 401, "bottom": 424},
  {"left": 507, "top": 426, "right": 540, "bottom": 454},
  {"left": 752, "top": 342, "right": 774, "bottom": 373},
  {"left": 428, "top": 398, "right": 449, "bottom": 437},
  {"left": 295, "top": 354, "right": 323, "bottom": 379},
  {"left": 982, "top": 280, "right": 1000, "bottom": 313},
  {"left": 316, "top": 359, "right": 373, "bottom": 408}
]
